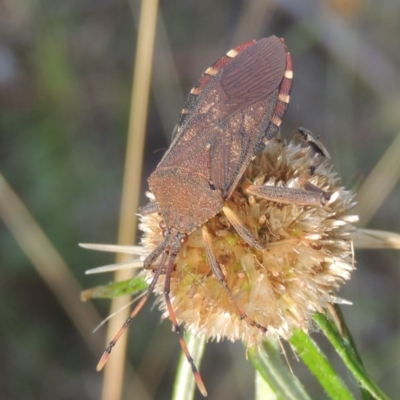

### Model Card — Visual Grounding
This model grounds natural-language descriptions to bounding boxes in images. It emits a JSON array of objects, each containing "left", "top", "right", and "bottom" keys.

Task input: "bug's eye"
[{"left": 180, "top": 235, "right": 188, "bottom": 245}]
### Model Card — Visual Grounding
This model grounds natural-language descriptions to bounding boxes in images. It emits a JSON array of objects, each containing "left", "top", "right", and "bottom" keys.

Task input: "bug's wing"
[
  {"left": 217, "top": 36, "right": 286, "bottom": 123},
  {"left": 208, "top": 36, "right": 292, "bottom": 197},
  {"left": 208, "top": 89, "right": 279, "bottom": 196},
  {"left": 177, "top": 39, "right": 257, "bottom": 130},
  {"left": 155, "top": 36, "right": 291, "bottom": 197},
  {"left": 153, "top": 38, "right": 260, "bottom": 171}
]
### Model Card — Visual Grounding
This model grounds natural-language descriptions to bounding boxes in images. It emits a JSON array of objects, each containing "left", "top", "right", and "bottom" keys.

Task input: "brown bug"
[{"left": 97, "top": 36, "right": 296, "bottom": 396}]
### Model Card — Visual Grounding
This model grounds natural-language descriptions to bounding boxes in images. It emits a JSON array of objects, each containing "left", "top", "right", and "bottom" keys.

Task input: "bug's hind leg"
[
  {"left": 202, "top": 226, "right": 267, "bottom": 333},
  {"left": 245, "top": 178, "right": 333, "bottom": 207}
]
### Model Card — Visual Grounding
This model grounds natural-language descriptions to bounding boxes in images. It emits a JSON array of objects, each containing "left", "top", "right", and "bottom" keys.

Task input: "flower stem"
[
  {"left": 290, "top": 329, "right": 355, "bottom": 400},
  {"left": 314, "top": 309, "right": 390, "bottom": 400},
  {"left": 249, "top": 339, "right": 311, "bottom": 400}
]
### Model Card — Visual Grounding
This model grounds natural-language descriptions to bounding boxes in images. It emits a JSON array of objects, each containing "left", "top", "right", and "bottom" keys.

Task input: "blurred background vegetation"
[{"left": 0, "top": 0, "right": 399, "bottom": 399}]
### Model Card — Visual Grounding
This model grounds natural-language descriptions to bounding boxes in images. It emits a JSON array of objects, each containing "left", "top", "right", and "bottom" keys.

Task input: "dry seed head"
[{"left": 139, "top": 137, "right": 358, "bottom": 346}]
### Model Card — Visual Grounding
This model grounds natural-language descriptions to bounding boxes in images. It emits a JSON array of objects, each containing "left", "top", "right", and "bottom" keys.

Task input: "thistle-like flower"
[{"left": 138, "top": 136, "right": 358, "bottom": 346}]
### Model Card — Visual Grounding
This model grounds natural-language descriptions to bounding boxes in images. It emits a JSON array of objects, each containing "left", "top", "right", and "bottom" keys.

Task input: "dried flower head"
[{"left": 139, "top": 136, "right": 358, "bottom": 346}]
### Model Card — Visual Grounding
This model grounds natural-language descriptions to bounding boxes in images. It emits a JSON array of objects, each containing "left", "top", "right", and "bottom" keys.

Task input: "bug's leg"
[
  {"left": 96, "top": 238, "right": 169, "bottom": 371},
  {"left": 142, "top": 238, "right": 168, "bottom": 270},
  {"left": 222, "top": 206, "right": 264, "bottom": 250},
  {"left": 163, "top": 231, "right": 207, "bottom": 396},
  {"left": 139, "top": 201, "right": 159, "bottom": 215},
  {"left": 202, "top": 226, "right": 267, "bottom": 333},
  {"left": 298, "top": 176, "right": 335, "bottom": 202},
  {"left": 245, "top": 180, "right": 332, "bottom": 207}
]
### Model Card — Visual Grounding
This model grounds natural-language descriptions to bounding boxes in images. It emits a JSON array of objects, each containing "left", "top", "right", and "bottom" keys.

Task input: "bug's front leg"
[{"left": 222, "top": 206, "right": 264, "bottom": 249}]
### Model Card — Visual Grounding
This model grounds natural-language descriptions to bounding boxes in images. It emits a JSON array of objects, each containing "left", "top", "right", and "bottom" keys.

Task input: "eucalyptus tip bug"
[{"left": 96, "top": 35, "right": 294, "bottom": 396}]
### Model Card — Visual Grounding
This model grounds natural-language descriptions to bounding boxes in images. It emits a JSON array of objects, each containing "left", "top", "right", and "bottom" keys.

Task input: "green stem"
[
  {"left": 314, "top": 310, "right": 390, "bottom": 400},
  {"left": 249, "top": 339, "right": 311, "bottom": 400},
  {"left": 290, "top": 329, "right": 354, "bottom": 400}
]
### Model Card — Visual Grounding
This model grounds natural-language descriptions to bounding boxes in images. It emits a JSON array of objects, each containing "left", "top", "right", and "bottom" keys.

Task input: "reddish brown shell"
[{"left": 149, "top": 35, "right": 293, "bottom": 233}]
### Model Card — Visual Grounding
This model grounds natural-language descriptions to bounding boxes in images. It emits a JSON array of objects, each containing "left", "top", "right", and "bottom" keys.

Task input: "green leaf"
[
  {"left": 290, "top": 329, "right": 354, "bottom": 400},
  {"left": 249, "top": 339, "right": 311, "bottom": 400},
  {"left": 314, "top": 309, "right": 390, "bottom": 400},
  {"left": 80, "top": 275, "right": 148, "bottom": 300}
]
